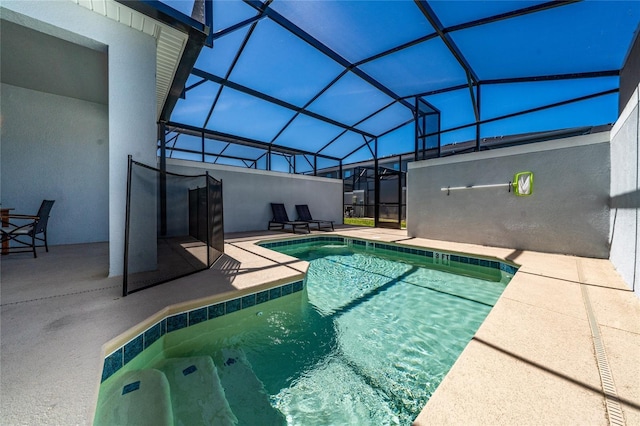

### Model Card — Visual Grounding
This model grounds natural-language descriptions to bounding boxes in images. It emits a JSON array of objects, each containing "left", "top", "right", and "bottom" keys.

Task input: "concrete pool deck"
[{"left": 1, "top": 226, "right": 638, "bottom": 425}]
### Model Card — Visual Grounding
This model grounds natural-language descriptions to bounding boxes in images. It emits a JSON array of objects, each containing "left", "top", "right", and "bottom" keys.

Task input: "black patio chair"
[
  {"left": 268, "top": 203, "right": 310, "bottom": 234},
  {"left": 1, "top": 200, "right": 55, "bottom": 258},
  {"left": 295, "top": 204, "right": 334, "bottom": 231}
]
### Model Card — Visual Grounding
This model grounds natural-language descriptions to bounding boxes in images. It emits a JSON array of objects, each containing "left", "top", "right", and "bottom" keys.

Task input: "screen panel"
[
  {"left": 230, "top": 19, "right": 344, "bottom": 106},
  {"left": 271, "top": 0, "right": 434, "bottom": 63}
]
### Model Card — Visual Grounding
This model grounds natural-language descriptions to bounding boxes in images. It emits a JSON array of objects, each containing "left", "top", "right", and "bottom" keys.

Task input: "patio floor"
[{"left": 1, "top": 226, "right": 638, "bottom": 425}]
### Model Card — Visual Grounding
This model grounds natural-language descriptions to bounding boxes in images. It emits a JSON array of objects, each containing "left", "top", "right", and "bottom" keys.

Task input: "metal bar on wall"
[
  {"left": 159, "top": 123, "right": 167, "bottom": 236},
  {"left": 398, "top": 156, "right": 403, "bottom": 225},
  {"left": 206, "top": 171, "right": 211, "bottom": 266},
  {"left": 374, "top": 139, "right": 380, "bottom": 228},
  {"left": 476, "top": 84, "right": 481, "bottom": 152},
  {"left": 201, "top": 131, "right": 205, "bottom": 162},
  {"left": 414, "top": 97, "right": 419, "bottom": 161},
  {"left": 122, "top": 155, "right": 133, "bottom": 297}
]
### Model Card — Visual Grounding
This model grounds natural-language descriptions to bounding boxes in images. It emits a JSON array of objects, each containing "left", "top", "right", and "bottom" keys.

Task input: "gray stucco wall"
[
  {"left": 1, "top": 83, "right": 109, "bottom": 245},
  {"left": 610, "top": 84, "right": 639, "bottom": 296},
  {"left": 165, "top": 159, "right": 343, "bottom": 233},
  {"left": 407, "top": 133, "right": 611, "bottom": 258}
]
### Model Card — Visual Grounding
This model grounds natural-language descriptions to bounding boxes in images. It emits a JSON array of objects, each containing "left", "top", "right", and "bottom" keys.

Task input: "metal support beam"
[
  {"left": 203, "top": 0, "right": 214, "bottom": 47},
  {"left": 397, "top": 155, "right": 403, "bottom": 226},
  {"left": 445, "top": 1, "right": 579, "bottom": 34},
  {"left": 363, "top": 135, "right": 376, "bottom": 158},
  {"left": 316, "top": 99, "right": 396, "bottom": 156},
  {"left": 407, "top": 84, "right": 470, "bottom": 100},
  {"left": 255, "top": 152, "right": 267, "bottom": 169},
  {"left": 302, "top": 154, "right": 314, "bottom": 171},
  {"left": 435, "top": 114, "right": 442, "bottom": 156},
  {"left": 166, "top": 121, "right": 342, "bottom": 162},
  {"left": 414, "top": 0, "right": 479, "bottom": 84},
  {"left": 475, "top": 85, "right": 482, "bottom": 151},
  {"left": 467, "top": 72, "right": 479, "bottom": 123},
  {"left": 343, "top": 131, "right": 391, "bottom": 163},
  {"left": 346, "top": 2, "right": 580, "bottom": 79},
  {"left": 413, "top": 0, "right": 480, "bottom": 155},
  {"left": 243, "top": 0, "right": 415, "bottom": 111},
  {"left": 413, "top": 97, "right": 442, "bottom": 159},
  {"left": 418, "top": 88, "right": 619, "bottom": 140},
  {"left": 183, "top": 77, "right": 207, "bottom": 95},
  {"left": 377, "top": 118, "right": 414, "bottom": 139},
  {"left": 159, "top": 122, "right": 167, "bottom": 235},
  {"left": 269, "top": 69, "right": 349, "bottom": 146},
  {"left": 193, "top": 68, "right": 376, "bottom": 139},
  {"left": 406, "top": 70, "right": 619, "bottom": 101},
  {"left": 202, "top": 10, "right": 265, "bottom": 129},
  {"left": 373, "top": 139, "right": 379, "bottom": 228},
  {"left": 201, "top": 131, "right": 205, "bottom": 162},
  {"left": 481, "top": 70, "right": 620, "bottom": 85},
  {"left": 354, "top": 32, "right": 439, "bottom": 67},
  {"left": 212, "top": 13, "right": 266, "bottom": 40},
  {"left": 414, "top": 97, "right": 419, "bottom": 162}
]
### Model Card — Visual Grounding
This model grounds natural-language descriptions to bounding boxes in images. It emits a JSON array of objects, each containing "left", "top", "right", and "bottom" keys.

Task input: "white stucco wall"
[
  {"left": 610, "top": 84, "right": 639, "bottom": 296},
  {"left": 165, "top": 159, "right": 344, "bottom": 233},
  {"left": 407, "top": 132, "right": 611, "bottom": 258},
  {"left": 1, "top": 84, "right": 109, "bottom": 245},
  {"left": 2, "top": 1, "right": 158, "bottom": 276}
]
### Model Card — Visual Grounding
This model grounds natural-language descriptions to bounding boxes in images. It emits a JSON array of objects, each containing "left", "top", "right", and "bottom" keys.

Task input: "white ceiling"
[
  {"left": 0, "top": 18, "right": 109, "bottom": 105},
  {"left": 1, "top": 0, "right": 189, "bottom": 118}
]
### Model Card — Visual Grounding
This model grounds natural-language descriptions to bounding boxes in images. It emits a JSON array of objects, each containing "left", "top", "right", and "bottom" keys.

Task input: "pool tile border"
[
  {"left": 100, "top": 279, "right": 304, "bottom": 382},
  {"left": 102, "top": 236, "right": 518, "bottom": 383},
  {"left": 259, "top": 236, "right": 518, "bottom": 275}
]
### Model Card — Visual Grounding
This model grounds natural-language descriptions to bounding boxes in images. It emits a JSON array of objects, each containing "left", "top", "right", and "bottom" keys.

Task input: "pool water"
[
  {"left": 99, "top": 241, "right": 511, "bottom": 425},
  {"left": 261, "top": 243, "right": 510, "bottom": 424}
]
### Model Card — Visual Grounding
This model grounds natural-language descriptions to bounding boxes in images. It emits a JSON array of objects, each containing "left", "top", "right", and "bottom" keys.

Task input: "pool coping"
[
  {"left": 98, "top": 276, "right": 305, "bottom": 383},
  {"left": 258, "top": 234, "right": 519, "bottom": 276}
]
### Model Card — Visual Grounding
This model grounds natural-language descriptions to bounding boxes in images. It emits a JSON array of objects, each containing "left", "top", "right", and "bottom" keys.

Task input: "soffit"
[{"left": 72, "top": 0, "right": 189, "bottom": 119}]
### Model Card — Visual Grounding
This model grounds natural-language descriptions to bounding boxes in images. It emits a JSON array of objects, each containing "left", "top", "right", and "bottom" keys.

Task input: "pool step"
[
  {"left": 156, "top": 356, "right": 237, "bottom": 426},
  {"left": 217, "top": 348, "right": 286, "bottom": 425},
  {"left": 95, "top": 356, "right": 237, "bottom": 426},
  {"left": 95, "top": 368, "right": 173, "bottom": 426}
]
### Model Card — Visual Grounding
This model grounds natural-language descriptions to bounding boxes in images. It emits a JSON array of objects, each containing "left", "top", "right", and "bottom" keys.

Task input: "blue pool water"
[
  {"left": 258, "top": 241, "right": 510, "bottom": 424},
  {"left": 97, "top": 239, "right": 513, "bottom": 425}
]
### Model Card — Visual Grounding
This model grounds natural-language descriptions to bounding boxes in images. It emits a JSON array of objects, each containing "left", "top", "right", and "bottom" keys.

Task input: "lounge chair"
[
  {"left": 295, "top": 204, "right": 334, "bottom": 231},
  {"left": 268, "top": 203, "right": 310, "bottom": 234},
  {"left": 1, "top": 200, "right": 55, "bottom": 258}
]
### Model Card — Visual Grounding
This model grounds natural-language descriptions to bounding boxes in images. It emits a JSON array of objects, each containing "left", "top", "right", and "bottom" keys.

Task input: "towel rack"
[{"left": 441, "top": 171, "right": 533, "bottom": 196}]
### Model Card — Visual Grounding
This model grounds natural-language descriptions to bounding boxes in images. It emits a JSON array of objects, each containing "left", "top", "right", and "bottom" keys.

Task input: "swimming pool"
[
  {"left": 260, "top": 238, "right": 512, "bottom": 424},
  {"left": 95, "top": 236, "right": 515, "bottom": 425}
]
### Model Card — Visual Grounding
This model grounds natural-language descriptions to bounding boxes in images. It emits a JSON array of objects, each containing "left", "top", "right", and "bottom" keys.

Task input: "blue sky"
[{"left": 161, "top": 0, "right": 639, "bottom": 171}]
